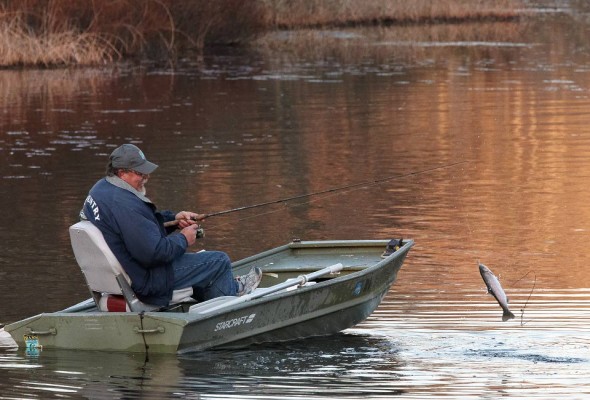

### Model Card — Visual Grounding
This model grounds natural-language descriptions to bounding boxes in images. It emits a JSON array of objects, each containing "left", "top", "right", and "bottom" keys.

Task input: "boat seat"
[{"left": 69, "top": 221, "right": 194, "bottom": 312}]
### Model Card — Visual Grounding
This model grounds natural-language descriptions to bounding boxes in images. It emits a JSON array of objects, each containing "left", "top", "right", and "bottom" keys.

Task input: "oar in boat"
[{"left": 191, "top": 263, "right": 344, "bottom": 314}]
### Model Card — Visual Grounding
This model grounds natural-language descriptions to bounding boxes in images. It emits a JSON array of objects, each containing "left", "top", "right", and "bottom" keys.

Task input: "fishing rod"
[{"left": 164, "top": 160, "right": 468, "bottom": 227}]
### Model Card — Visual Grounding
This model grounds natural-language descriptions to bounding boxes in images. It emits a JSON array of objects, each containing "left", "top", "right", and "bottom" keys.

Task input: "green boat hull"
[{"left": 6, "top": 239, "right": 413, "bottom": 354}]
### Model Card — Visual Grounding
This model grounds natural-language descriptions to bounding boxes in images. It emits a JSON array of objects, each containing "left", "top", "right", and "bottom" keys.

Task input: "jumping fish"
[{"left": 479, "top": 263, "right": 515, "bottom": 322}]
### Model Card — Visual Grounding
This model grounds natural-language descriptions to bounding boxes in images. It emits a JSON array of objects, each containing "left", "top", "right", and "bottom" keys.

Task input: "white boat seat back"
[
  {"left": 69, "top": 221, "right": 193, "bottom": 311},
  {"left": 69, "top": 221, "right": 129, "bottom": 294}
]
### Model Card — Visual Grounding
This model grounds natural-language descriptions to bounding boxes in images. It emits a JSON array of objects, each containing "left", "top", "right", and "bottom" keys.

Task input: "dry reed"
[{"left": 0, "top": 8, "right": 116, "bottom": 67}]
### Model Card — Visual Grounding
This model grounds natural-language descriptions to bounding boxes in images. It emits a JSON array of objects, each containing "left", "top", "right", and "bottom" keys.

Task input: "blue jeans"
[{"left": 172, "top": 251, "right": 238, "bottom": 301}]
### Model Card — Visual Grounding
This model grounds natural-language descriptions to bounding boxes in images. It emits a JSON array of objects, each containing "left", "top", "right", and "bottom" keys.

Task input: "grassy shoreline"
[
  {"left": 0, "top": 0, "right": 526, "bottom": 67},
  {"left": 263, "top": 0, "right": 523, "bottom": 29}
]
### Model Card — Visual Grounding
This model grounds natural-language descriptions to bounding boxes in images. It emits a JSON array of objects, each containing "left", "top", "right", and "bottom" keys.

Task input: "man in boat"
[{"left": 79, "top": 143, "right": 262, "bottom": 307}]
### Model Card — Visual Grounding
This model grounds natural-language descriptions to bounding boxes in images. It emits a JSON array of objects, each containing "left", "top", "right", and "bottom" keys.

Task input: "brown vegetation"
[
  {"left": 0, "top": 0, "right": 267, "bottom": 67},
  {"left": 261, "top": 0, "right": 524, "bottom": 29},
  {"left": 0, "top": 0, "right": 526, "bottom": 67}
]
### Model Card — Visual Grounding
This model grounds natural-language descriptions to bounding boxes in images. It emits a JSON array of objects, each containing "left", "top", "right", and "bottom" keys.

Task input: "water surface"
[{"left": 1, "top": 4, "right": 590, "bottom": 399}]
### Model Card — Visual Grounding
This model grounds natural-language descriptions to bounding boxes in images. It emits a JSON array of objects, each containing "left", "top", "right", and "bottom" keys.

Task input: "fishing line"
[
  {"left": 511, "top": 270, "right": 534, "bottom": 286},
  {"left": 201, "top": 160, "right": 469, "bottom": 228},
  {"left": 516, "top": 271, "right": 536, "bottom": 326}
]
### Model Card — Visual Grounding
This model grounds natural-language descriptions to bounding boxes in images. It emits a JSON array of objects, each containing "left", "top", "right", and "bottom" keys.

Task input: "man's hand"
[
  {"left": 180, "top": 224, "right": 201, "bottom": 246},
  {"left": 175, "top": 211, "right": 206, "bottom": 228}
]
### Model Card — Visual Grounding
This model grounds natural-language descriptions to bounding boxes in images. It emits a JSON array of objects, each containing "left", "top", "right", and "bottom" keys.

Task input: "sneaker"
[{"left": 236, "top": 267, "right": 262, "bottom": 296}]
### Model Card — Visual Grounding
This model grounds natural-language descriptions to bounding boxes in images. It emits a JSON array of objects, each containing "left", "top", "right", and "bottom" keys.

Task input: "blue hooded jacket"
[{"left": 82, "top": 177, "right": 188, "bottom": 306}]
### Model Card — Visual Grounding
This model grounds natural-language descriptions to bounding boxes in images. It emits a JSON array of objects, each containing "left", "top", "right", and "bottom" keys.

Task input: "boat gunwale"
[{"left": 232, "top": 239, "right": 405, "bottom": 270}]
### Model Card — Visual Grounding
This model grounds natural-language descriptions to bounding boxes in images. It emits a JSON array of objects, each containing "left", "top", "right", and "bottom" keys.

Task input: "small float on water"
[{"left": 5, "top": 221, "right": 413, "bottom": 354}]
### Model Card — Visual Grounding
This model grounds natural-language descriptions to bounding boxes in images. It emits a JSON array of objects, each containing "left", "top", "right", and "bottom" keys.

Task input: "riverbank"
[
  {"left": 263, "top": 0, "right": 524, "bottom": 29},
  {"left": 0, "top": 0, "right": 525, "bottom": 67}
]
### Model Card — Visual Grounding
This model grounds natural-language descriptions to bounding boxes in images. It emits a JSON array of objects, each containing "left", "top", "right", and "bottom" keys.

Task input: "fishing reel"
[{"left": 187, "top": 215, "right": 204, "bottom": 239}]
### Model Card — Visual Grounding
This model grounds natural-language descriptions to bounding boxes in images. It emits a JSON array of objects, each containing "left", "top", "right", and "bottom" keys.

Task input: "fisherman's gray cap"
[{"left": 110, "top": 144, "right": 158, "bottom": 174}]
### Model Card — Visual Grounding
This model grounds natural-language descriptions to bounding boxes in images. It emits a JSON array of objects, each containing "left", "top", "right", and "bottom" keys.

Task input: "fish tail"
[{"left": 502, "top": 310, "right": 515, "bottom": 322}]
